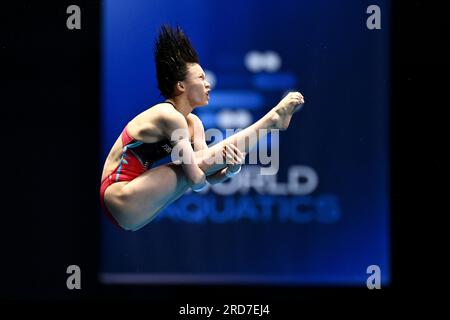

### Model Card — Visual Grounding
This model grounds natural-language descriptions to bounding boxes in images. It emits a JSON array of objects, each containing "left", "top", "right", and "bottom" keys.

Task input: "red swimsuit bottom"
[
  {"left": 100, "top": 125, "right": 151, "bottom": 228},
  {"left": 100, "top": 121, "right": 189, "bottom": 229}
]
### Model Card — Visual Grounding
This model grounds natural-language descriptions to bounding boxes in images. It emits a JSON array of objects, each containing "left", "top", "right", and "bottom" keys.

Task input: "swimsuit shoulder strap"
[
  {"left": 121, "top": 123, "right": 135, "bottom": 146},
  {"left": 121, "top": 123, "right": 144, "bottom": 150}
]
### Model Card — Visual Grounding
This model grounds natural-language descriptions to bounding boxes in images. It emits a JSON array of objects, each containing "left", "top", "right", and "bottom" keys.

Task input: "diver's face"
[{"left": 182, "top": 63, "right": 211, "bottom": 107}]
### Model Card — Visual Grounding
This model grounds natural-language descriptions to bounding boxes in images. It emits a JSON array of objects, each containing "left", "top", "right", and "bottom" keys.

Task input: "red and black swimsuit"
[{"left": 99, "top": 123, "right": 175, "bottom": 228}]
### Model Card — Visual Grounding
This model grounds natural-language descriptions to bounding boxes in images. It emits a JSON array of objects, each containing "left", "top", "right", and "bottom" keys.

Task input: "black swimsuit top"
[{"left": 121, "top": 101, "right": 195, "bottom": 169}]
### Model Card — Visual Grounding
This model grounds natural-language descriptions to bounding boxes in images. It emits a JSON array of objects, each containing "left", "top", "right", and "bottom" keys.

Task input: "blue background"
[{"left": 100, "top": 0, "right": 390, "bottom": 285}]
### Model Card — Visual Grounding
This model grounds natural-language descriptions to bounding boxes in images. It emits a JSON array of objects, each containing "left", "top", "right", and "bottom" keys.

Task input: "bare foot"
[{"left": 269, "top": 92, "right": 305, "bottom": 130}]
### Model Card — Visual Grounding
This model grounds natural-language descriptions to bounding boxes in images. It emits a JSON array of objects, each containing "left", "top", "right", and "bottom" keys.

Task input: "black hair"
[{"left": 154, "top": 24, "right": 200, "bottom": 99}]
